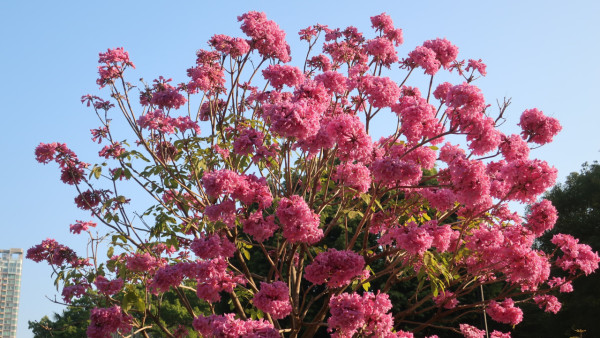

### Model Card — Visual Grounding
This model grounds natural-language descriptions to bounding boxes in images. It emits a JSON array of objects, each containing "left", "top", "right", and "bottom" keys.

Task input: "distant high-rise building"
[{"left": 0, "top": 249, "right": 23, "bottom": 338}]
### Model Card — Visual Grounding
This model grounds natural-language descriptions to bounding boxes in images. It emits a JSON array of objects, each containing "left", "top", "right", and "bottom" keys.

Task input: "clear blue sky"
[{"left": 1, "top": 1, "right": 598, "bottom": 337}]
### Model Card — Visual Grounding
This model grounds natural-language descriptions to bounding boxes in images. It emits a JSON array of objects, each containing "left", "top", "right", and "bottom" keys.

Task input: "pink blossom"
[
  {"left": 433, "top": 290, "right": 459, "bottom": 309},
  {"left": 548, "top": 277, "right": 573, "bottom": 293},
  {"left": 307, "top": 54, "right": 332, "bottom": 71},
  {"left": 35, "top": 142, "right": 59, "bottom": 164},
  {"left": 486, "top": 298, "right": 523, "bottom": 325},
  {"left": 448, "top": 157, "right": 491, "bottom": 207},
  {"left": 98, "top": 142, "right": 125, "bottom": 159},
  {"left": 423, "top": 38, "right": 459, "bottom": 68},
  {"left": 209, "top": 34, "right": 250, "bottom": 58},
  {"left": 525, "top": 199, "right": 558, "bottom": 236},
  {"left": 500, "top": 159, "right": 557, "bottom": 203},
  {"left": 202, "top": 169, "right": 243, "bottom": 198},
  {"left": 378, "top": 222, "right": 434, "bottom": 256},
  {"left": 205, "top": 199, "right": 237, "bottom": 228},
  {"left": 253, "top": 281, "right": 292, "bottom": 319},
  {"left": 552, "top": 233, "right": 600, "bottom": 275},
  {"left": 433, "top": 82, "right": 453, "bottom": 102},
  {"left": 420, "top": 188, "right": 456, "bottom": 212},
  {"left": 141, "top": 77, "right": 187, "bottom": 110},
  {"left": 372, "top": 157, "right": 422, "bottom": 187},
  {"left": 460, "top": 324, "right": 485, "bottom": 338},
  {"left": 69, "top": 220, "right": 96, "bottom": 234},
  {"left": 27, "top": 238, "right": 79, "bottom": 267},
  {"left": 62, "top": 283, "right": 89, "bottom": 304},
  {"left": 370, "top": 13, "right": 395, "bottom": 33},
  {"left": 97, "top": 47, "right": 135, "bottom": 88},
  {"left": 298, "top": 25, "right": 318, "bottom": 41},
  {"left": 264, "top": 101, "right": 321, "bottom": 140},
  {"left": 328, "top": 292, "right": 396, "bottom": 338},
  {"left": 94, "top": 275, "right": 124, "bottom": 295},
  {"left": 87, "top": 306, "right": 132, "bottom": 338},
  {"left": 74, "top": 189, "right": 106, "bottom": 211},
  {"left": 191, "top": 233, "right": 236, "bottom": 259},
  {"left": 499, "top": 134, "right": 530, "bottom": 161},
  {"left": 189, "top": 258, "right": 246, "bottom": 303},
  {"left": 186, "top": 50, "right": 225, "bottom": 94},
  {"left": 445, "top": 82, "right": 486, "bottom": 115},
  {"left": 262, "top": 64, "right": 305, "bottom": 90},
  {"left": 233, "top": 174, "right": 273, "bottom": 209},
  {"left": 304, "top": 249, "right": 367, "bottom": 288},
  {"left": 407, "top": 46, "right": 440, "bottom": 75},
  {"left": 325, "top": 113, "right": 373, "bottom": 163},
  {"left": 491, "top": 331, "right": 511, "bottom": 338},
  {"left": 466, "top": 58, "right": 487, "bottom": 76},
  {"left": 534, "top": 295, "right": 562, "bottom": 314},
  {"left": 276, "top": 195, "right": 323, "bottom": 244},
  {"left": 360, "top": 75, "right": 401, "bottom": 108},
  {"left": 392, "top": 95, "right": 443, "bottom": 144},
  {"left": 365, "top": 37, "right": 398, "bottom": 67},
  {"left": 193, "top": 313, "right": 279, "bottom": 338},
  {"left": 333, "top": 162, "right": 371, "bottom": 194},
  {"left": 519, "top": 108, "right": 562, "bottom": 145},
  {"left": 238, "top": 11, "right": 291, "bottom": 62},
  {"left": 243, "top": 212, "right": 278, "bottom": 242},
  {"left": 314, "top": 71, "right": 348, "bottom": 95},
  {"left": 125, "top": 252, "right": 163, "bottom": 273}
]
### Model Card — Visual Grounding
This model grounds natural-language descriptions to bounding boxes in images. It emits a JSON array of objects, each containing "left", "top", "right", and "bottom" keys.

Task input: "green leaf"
[
  {"left": 362, "top": 281, "right": 371, "bottom": 291},
  {"left": 107, "top": 247, "right": 114, "bottom": 259}
]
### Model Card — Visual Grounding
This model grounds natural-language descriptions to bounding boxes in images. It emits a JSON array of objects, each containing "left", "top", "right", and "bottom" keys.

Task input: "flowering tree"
[{"left": 29, "top": 11, "right": 599, "bottom": 338}]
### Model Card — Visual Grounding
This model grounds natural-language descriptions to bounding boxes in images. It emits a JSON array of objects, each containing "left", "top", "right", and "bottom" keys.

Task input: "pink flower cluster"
[
  {"left": 378, "top": 222, "right": 433, "bottom": 256},
  {"left": 193, "top": 313, "right": 279, "bottom": 337},
  {"left": 519, "top": 108, "right": 562, "bottom": 145},
  {"left": 525, "top": 199, "right": 558, "bottom": 236},
  {"left": 405, "top": 38, "right": 458, "bottom": 75},
  {"left": 69, "top": 220, "right": 97, "bottom": 234},
  {"left": 125, "top": 252, "right": 164, "bottom": 273},
  {"left": 190, "top": 233, "right": 236, "bottom": 259},
  {"left": 202, "top": 169, "right": 273, "bottom": 209},
  {"left": 209, "top": 34, "right": 250, "bottom": 58},
  {"left": 262, "top": 64, "right": 305, "bottom": 90},
  {"left": 94, "top": 275, "right": 124, "bottom": 295},
  {"left": 551, "top": 233, "right": 600, "bottom": 275},
  {"left": 304, "top": 249, "right": 368, "bottom": 287},
  {"left": 433, "top": 290, "right": 459, "bottom": 309},
  {"left": 276, "top": 195, "right": 323, "bottom": 244},
  {"left": 140, "top": 76, "right": 187, "bottom": 110},
  {"left": 187, "top": 50, "right": 225, "bottom": 94},
  {"left": 26, "top": 238, "right": 80, "bottom": 267},
  {"left": 87, "top": 306, "right": 132, "bottom": 338},
  {"left": 242, "top": 212, "right": 278, "bottom": 242},
  {"left": 486, "top": 298, "right": 523, "bottom": 326},
  {"left": 328, "top": 292, "right": 396, "bottom": 338},
  {"left": 392, "top": 93, "right": 444, "bottom": 144},
  {"left": 35, "top": 142, "right": 89, "bottom": 185},
  {"left": 534, "top": 294, "right": 562, "bottom": 314},
  {"left": 137, "top": 109, "right": 201, "bottom": 134},
  {"left": 370, "top": 13, "right": 403, "bottom": 46},
  {"left": 238, "top": 11, "right": 291, "bottom": 62},
  {"left": 253, "top": 281, "right": 292, "bottom": 319},
  {"left": 333, "top": 162, "right": 371, "bottom": 194},
  {"left": 97, "top": 47, "right": 135, "bottom": 88}
]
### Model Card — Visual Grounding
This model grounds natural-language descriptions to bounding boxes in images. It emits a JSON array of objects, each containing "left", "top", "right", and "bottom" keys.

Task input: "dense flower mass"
[
  {"left": 304, "top": 249, "right": 368, "bottom": 287},
  {"left": 29, "top": 11, "right": 596, "bottom": 338},
  {"left": 276, "top": 195, "right": 323, "bottom": 244},
  {"left": 252, "top": 281, "right": 292, "bottom": 319}
]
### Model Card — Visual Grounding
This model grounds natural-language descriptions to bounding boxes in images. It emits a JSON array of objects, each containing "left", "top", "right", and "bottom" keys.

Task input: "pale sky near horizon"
[{"left": 1, "top": 1, "right": 599, "bottom": 337}]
